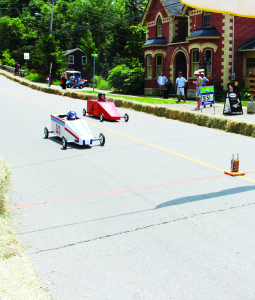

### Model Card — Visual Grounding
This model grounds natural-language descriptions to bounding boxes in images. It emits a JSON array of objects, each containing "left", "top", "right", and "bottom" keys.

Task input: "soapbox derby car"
[
  {"left": 65, "top": 71, "right": 89, "bottom": 89},
  {"left": 82, "top": 93, "right": 129, "bottom": 122},
  {"left": 44, "top": 111, "right": 105, "bottom": 149}
]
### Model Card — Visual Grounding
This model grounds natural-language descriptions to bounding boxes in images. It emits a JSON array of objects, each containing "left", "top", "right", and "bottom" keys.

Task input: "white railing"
[{"left": 0, "top": 64, "right": 26, "bottom": 76}]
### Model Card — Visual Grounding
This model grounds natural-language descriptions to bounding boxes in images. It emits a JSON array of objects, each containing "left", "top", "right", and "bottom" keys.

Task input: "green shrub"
[
  {"left": 2, "top": 50, "right": 15, "bottom": 67},
  {"left": 239, "top": 88, "right": 253, "bottom": 102},
  {"left": 93, "top": 75, "right": 111, "bottom": 90},
  {"left": 26, "top": 72, "right": 46, "bottom": 83},
  {"left": 108, "top": 61, "right": 144, "bottom": 95}
]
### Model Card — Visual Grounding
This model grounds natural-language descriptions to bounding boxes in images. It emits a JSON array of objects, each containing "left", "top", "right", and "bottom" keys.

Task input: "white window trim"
[
  {"left": 147, "top": 55, "right": 152, "bottom": 79},
  {"left": 82, "top": 56, "right": 87, "bottom": 65},
  {"left": 69, "top": 55, "right": 74, "bottom": 64}
]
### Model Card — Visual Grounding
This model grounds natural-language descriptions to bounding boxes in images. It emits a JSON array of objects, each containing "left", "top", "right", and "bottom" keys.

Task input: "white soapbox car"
[{"left": 44, "top": 113, "right": 105, "bottom": 149}]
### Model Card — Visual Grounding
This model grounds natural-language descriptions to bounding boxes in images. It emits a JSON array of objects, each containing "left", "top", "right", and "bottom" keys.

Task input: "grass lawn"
[
  {"left": 78, "top": 90, "right": 197, "bottom": 104},
  {"left": 77, "top": 90, "right": 229, "bottom": 105}
]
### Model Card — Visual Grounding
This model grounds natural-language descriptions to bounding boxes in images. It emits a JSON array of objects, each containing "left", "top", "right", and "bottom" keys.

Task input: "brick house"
[
  {"left": 64, "top": 48, "right": 91, "bottom": 81},
  {"left": 141, "top": 0, "right": 255, "bottom": 96}
]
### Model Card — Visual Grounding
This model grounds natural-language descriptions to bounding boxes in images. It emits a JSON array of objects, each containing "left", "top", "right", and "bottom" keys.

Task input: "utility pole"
[
  {"left": 49, "top": 0, "right": 54, "bottom": 75},
  {"left": 91, "top": 53, "right": 98, "bottom": 91}
]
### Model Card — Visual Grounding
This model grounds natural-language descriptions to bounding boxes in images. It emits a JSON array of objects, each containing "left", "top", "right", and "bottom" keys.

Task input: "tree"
[
  {"left": 2, "top": 50, "right": 15, "bottom": 66},
  {"left": 28, "top": 34, "right": 68, "bottom": 76},
  {"left": 108, "top": 59, "right": 144, "bottom": 94},
  {"left": 79, "top": 30, "right": 97, "bottom": 77},
  {"left": 0, "top": 16, "right": 27, "bottom": 54},
  {"left": 124, "top": 24, "right": 146, "bottom": 64}
]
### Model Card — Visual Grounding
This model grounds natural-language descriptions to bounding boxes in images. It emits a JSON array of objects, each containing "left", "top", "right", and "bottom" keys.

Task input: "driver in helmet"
[
  {"left": 98, "top": 92, "right": 106, "bottom": 101},
  {"left": 67, "top": 110, "right": 77, "bottom": 120}
]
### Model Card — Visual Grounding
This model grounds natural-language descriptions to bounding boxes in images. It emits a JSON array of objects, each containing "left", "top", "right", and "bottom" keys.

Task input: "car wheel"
[
  {"left": 99, "top": 133, "right": 105, "bottom": 146},
  {"left": 82, "top": 108, "right": 86, "bottom": 116},
  {"left": 44, "top": 127, "right": 49, "bottom": 139},
  {"left": 62, "top": 136, "right": 67, "bottom": 150},
  {"left": 100, "top": 113, "right": 104, "bottom": 122},
  {"left": 79, "top": 85, "right": 83, "bottom": 89},
  {"left": 67, "top": 83, "right": 71, "bottom": 88},
  {"left": 124, "top": 113, "right": 129, "bottom": 122}
]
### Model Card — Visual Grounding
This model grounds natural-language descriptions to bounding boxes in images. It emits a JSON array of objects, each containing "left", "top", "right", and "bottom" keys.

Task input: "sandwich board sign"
[
  {"left": 201, "top": 86, "right": 215, "bottom": 106},
  {"left": 223, "top": 82, "right": 243, "bottom": 115}
]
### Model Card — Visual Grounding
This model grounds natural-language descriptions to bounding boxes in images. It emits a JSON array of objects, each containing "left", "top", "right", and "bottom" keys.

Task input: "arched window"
[
  {"left": 157, "top": 17, "right": 162, "bottom": 37},
  {"left": 191, "top": 49, "right": 199, "bottom": 75},
  {"left": 156, "top": 55, "right": 163, "bottom": 78},
  {"left": 203, "top": 49, "right": 212, "bottom": 77},
  {"left": 147, "top": 55, "right": 152, "bottom": 79}
]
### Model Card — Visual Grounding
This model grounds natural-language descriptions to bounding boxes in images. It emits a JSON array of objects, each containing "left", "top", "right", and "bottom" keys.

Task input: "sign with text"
[
  {"left": 24, "top": 53, "right": 30, "bottom": 60},
  {"left": 223, "top": 82, "right": 243, "bottom": 115},
  {"left": 201, "top": 85, "right": 214, "bottom": 105}
]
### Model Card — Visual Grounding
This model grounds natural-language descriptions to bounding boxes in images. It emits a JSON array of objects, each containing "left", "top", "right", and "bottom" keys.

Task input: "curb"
[{"left": 1, "top": 70, "right": 255, "bottom": 138}]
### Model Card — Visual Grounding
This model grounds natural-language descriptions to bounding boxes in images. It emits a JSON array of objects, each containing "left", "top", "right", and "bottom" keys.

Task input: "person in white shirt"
[
  {"left": 200, "top": 72, "right": 209, "bottom": 86},
  {"left": 175, "top": 71, "right": 187, "bottom": 102},
  {"left": 157, "top": 72, "right": 168, "bottom": 96}
]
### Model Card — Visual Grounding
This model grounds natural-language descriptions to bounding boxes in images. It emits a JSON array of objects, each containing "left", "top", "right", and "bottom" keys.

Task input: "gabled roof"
[
  {"left": 143, "top": 37, "right": 168, "bottom": 47},
  {"left": 186, "top": 28, "right": 220, "bottom": 40},
  {"left": 163, "top": 0, "right": 184, "bottom": 15},
  {"left": 63, "top": 48, "right": 84, "bottom": 56},
  {"left": 141, "top": 0, "right": 184, "bottom": 25},
  {"left": 239, "top": 40, "right": 255, "bottom": 51}
]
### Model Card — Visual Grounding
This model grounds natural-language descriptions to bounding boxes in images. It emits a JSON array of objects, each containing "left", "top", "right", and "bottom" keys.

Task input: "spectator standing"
[
  {"left": 61, "top": 71, "right": 67, "bottom": 90},
  {"left": 193, "top": 71, "right": 202, "bottom": 110},
  {"left": 175, "top": 71, "right": 187, "bottom": 102},
  {"left": 14, "top": 62, "right": 20, "bottom": 76},
  {"left": 200, "top": 72, "right": 209, "bottom": 86},
  {"left": 157, "top": 72, "right": 168, "bottom": 96},
  {"left": 46, "top": 74, "right": 51, "bottom": 87}
]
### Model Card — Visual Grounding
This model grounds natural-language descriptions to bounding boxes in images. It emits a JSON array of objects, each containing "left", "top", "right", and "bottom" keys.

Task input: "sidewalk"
[{"left": 1, "top": 69, "right": 255, "bottom": 124}]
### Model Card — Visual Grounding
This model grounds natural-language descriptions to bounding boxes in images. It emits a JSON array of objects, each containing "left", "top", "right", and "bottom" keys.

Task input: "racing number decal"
[{"left": 56, "top": 124, "right": 61, "bottom": 135}]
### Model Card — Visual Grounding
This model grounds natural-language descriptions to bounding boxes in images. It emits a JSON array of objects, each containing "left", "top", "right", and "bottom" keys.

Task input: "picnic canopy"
[{"left": 180, "top": 0, "right": 255, "bottom": 18}]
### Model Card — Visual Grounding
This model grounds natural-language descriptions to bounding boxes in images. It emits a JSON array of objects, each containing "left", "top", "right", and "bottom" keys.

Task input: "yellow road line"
[
  {"left": 0, "top": 88, "right": 62, "bottom": 113},
  {"left": 1, "top": 87, "right": 255, "bottom": 183},
  {"left": 88, "top": 122, "right": 255, "bottom": 183}
]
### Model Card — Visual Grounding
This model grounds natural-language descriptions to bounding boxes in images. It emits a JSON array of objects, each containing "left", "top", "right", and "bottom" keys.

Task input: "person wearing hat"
[
  {"left": 175, "top": 71, "right": 187, "bottom": 102},
  {"left": 200, "top": 72, "right": 209, "bottom": 87},
  {"left": 193, "top": 70, "right": 202, "bottom": 110},
  {"left": 157, "top": 72, "right": 168, "bottom": 97}
]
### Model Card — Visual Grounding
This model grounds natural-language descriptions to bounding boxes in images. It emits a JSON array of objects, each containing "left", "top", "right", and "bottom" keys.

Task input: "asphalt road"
[{"left": 1, "top": 75, "right": 255, "bottom": 300}]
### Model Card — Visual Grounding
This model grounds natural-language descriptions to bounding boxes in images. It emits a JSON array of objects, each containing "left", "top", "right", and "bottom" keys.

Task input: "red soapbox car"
[{"left": 82, "top": 93, "right": 129, "bottom": 122}]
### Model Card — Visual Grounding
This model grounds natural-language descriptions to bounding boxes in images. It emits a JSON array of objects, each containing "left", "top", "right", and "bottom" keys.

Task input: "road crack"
[{"left": 31, "top": 201, "right": 255, "bottom": 255}]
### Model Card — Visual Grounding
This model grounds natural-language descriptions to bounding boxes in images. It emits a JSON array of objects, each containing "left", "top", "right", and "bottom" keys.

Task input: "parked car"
[{"left": 65, "top": 71, "right": 89, "bottom": 89}]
